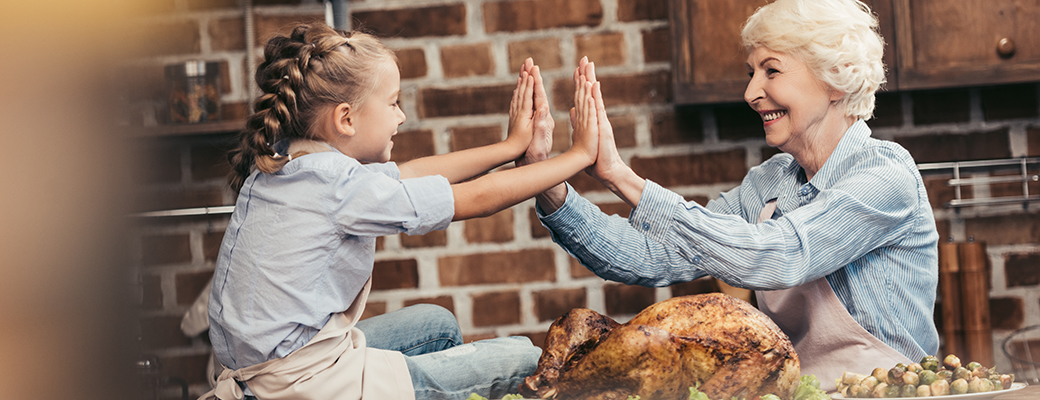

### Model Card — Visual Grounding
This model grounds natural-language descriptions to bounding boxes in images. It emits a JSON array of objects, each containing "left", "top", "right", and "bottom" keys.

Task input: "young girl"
[{"left": 201, "top": 24, "right": 601, "bottom": 400}]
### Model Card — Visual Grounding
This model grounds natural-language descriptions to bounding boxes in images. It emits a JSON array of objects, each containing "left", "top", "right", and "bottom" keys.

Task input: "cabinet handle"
[{"left": 997, "top": 37, "right": 1016, "bottom": 58}]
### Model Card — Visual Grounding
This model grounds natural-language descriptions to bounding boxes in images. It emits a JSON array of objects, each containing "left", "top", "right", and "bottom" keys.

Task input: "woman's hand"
[
  {"left": 568, "top": 59, "right": 599, "bottom": 167},
  {"left": 507, "top": 58, "right": 537, "bottom": 155},
  {"left": 516, "top": 62, "right": 554, "bottom": 168}
]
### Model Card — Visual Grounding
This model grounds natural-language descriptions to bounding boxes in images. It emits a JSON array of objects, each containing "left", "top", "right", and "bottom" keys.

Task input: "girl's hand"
[
  {"left": 517, "top": 64, "right": 554, "bottom": 167},
  {"left": 507, "top": 58, "right": 537, "bottom": 154}
]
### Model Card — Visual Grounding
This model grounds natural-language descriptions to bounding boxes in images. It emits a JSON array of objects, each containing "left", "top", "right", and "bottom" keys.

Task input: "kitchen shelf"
[{"left": 132, "top": 120, "right": 244, "bottom": 138}]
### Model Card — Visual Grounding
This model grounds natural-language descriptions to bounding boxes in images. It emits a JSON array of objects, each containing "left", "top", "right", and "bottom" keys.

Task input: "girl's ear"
[{"left": 333, "top": 103, "right": 355, "bottom": 137}]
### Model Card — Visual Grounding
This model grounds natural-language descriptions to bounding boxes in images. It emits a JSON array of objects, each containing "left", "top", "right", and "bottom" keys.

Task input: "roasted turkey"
[{"left": 519, "top": 293, "right": 800, "bottom": 400}]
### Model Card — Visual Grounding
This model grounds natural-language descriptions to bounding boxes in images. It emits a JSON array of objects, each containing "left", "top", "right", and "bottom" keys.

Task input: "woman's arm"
[{"left": 398, "top": 58, "right": 540, "bottom": 182}]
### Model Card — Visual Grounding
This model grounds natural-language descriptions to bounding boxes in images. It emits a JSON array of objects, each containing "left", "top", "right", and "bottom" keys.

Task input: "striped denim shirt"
[{"left": 540, "top": 120, "right": 940, "bottom": 361}]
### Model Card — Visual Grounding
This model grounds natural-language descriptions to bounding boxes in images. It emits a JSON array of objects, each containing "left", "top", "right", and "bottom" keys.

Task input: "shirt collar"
[{"left": 806, "top": 119, "right": 870, "bottom": 192}]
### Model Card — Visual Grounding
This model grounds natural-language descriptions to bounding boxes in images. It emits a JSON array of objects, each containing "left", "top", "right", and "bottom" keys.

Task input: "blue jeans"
[{"left": 356, "top": 304, "right": 541, "bottom": 400}]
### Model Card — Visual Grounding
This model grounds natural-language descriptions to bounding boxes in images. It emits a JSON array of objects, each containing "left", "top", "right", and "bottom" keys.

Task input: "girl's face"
[
  {"left": 344, "top": 60, "right": 406, "bottom": 163},
  {"left": 744, "top": 47, "right": 842, "bottom": 153}
]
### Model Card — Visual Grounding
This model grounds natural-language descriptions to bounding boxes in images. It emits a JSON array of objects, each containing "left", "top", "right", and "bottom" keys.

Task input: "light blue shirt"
[
  {"left": 539, "top": 120, "right": 940, "bottom": 361},
  {"left": 209, "top": 150, "right": 454, "bottom": 370}
]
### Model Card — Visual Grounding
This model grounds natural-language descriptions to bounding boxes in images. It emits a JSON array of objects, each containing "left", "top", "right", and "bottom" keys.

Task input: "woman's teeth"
[{"left": 763, "top": 111, "right": 787, "bottom": 122}]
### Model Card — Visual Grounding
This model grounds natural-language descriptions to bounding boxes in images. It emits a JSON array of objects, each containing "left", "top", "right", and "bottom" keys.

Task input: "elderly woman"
[{"left": 531, "top": 0, "right": 939, "bottom": 389}]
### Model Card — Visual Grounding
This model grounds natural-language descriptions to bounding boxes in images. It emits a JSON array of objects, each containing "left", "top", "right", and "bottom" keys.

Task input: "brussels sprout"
[
  {"left": 920, "top": 356, "right": 940, "bottom": 372},
  {"left": 889, "top": 365, "right": 906, "bottom": 383},
  {"left": 944, "top": 354, "right": 962, "bottom": 370},
  {"left": 916, "top": 384, "right": 932, "bottom": 397},
  {"left": 953, "top": 367, "right": 972, "bottom": 381},
  {"left": 884, "top": 384, "right": 901, "bottom": 398},
  {"left": 919, "top": 370, "right": 938, "bottom": 386},
  {"left": 849, "top": 383, "right": 863, "bottom": 398},
  {"left": 872, "top": 367, "right": 890, "bottom": 385},
  {"left": 900, "top": 384, "right": 918, "bottom": 397},
  {"left": 989, "top": 379, "right": 1003, "bottom": 391},
  {"left": 971, "top": 366, "right": 992, "bottom": 379},
  {"left": 950, "top": 379, "right": 969, "bottom": 395},
  {"left": 860, "top": 376, "right": 879, "bottom": 391},
  {"left": 999, "top": 374, "right": 1015, "bottom": 390},
  {"left": 967, "top": 377, "right": 987, "bottom": 393},
  {"left": 930, "top": 379, "right": 951, "bottom": 396},
  {"left": 903, "top": 371, "right": 920, "bottom": 386},
  {"left": 936, "top": 370, "right": 953, "bottom": 382},
  {"left": 855, "top": 383, "right": 872, "bottom": 398},
  {"left": 978, "top": 377, "right": 994, "bottom": 392},
  {"left": 966, "top": 361, "right": 982, "bottom": 371},
  {"left": 871, "top": 382, "right": 889, "bottom": 398},
  {"left": 907, "top": 363, "right": 924, "bottom": 374}
]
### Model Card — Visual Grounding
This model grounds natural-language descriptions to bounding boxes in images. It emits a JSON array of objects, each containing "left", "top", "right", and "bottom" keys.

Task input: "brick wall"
[{"left": 127, "top": 0, "right": 1040, "bottom": 397}]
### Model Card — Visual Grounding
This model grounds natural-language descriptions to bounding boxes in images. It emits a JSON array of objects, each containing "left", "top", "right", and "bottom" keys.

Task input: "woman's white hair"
[{"left": 741, "top": 0, "right": 885, "bottom": 121}]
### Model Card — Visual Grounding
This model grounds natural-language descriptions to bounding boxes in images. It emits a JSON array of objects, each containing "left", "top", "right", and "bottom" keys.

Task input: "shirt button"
[
  {"left": 642, "top": 222, "right": 650, "bottom": 230},
  {"left": 692, "top": 255, "right": 702, "bottom": 263}
]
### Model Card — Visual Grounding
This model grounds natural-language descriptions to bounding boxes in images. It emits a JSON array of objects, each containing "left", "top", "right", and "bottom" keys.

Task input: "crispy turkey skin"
[{"left": 519, "top": 293, "right": 800, "bottom": 400}]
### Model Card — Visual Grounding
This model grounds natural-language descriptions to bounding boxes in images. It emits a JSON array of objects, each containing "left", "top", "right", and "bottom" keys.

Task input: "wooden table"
[{"left": 993, "top": 383, "right": 1037, "bottom": 400}]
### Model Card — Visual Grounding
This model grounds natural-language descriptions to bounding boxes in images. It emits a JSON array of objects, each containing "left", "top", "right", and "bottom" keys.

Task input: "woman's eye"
[{"left": 767, "top": 68, "right": 780, "bottom": 75}]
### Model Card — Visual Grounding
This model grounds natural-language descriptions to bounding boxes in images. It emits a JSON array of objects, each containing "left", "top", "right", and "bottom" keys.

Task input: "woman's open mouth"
[{"left": 762, "top": 110, "right": 787, "bottom": 126}]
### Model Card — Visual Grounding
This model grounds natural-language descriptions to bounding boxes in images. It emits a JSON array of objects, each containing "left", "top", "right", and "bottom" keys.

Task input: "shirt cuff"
[
  {"left": 537, "top": 183, "right": 595, "bottom": 236},
  {"left": 628, "top": 180, "right": 683, "bottom": 243}
]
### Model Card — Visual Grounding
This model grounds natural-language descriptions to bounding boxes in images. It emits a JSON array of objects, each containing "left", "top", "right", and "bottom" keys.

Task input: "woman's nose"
[{"left": 744, "top": 75, "right": 764, "bottom": 105}]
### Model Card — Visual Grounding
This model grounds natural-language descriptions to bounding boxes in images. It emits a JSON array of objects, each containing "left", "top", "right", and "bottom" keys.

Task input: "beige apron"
[
  {"left": 198, "top": 279, "right": 415, "bottom": 400},
  {"left": 752, "top": 201, "right": 910, "bottom": 392}
]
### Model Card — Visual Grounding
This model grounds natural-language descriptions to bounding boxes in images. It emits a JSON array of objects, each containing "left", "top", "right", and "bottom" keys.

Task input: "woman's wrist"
[{"left": 597, "top": 163, "right": 644, "bottom": 208}]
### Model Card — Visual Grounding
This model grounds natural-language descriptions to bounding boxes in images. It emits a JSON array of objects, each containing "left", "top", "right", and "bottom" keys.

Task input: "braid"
[{"left": 227, "top": 23, "right": 397, "bottom": 192}]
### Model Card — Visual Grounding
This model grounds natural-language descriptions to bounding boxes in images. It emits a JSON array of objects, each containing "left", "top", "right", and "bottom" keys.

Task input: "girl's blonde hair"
[
  {"left": 741, "top": 0, "right": 885, "bottom": 121},
  {"left": 228, "top": 24, "right": 396, "bottom": 192}
]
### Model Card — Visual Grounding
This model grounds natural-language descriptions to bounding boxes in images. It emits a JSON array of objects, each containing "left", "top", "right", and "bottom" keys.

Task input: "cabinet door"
[
  {"left": 669, "top": 0, "right": 898, "bottom": 105},
  {"left": 893, "top": 0, "right": 1040, "bottom": 90}
]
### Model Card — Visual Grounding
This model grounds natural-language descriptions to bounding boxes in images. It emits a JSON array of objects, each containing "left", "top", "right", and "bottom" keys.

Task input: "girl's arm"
[
  {"left": 398, "top": 58, "right": 540, "bottom": 182},
  {"left": 451, "top": 70, "right": 601, "bottom": 221}
]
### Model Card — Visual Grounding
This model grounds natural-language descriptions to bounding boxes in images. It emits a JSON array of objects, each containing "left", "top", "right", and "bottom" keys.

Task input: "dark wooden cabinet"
[
  {"left": 892, "top": 0, "right": 1040, "bottom": 90},
  {"left": 669, "top": 0, "right": 1038, "bottom": 105}
]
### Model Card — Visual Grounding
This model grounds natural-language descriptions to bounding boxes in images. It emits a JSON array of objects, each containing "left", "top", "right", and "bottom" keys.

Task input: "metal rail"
[{"left": 917, "top": 157, "right": 1040, "bottom": 209}]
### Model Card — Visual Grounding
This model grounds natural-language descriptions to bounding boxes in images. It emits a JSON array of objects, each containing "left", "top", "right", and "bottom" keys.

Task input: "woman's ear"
[{"left": 333, "top": 103, "right": 355, "bottom": 137}]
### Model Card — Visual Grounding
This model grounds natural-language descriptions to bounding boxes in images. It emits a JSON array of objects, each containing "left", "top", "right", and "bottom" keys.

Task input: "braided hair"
[{"left": 227, "top": 24, "right": 396, "bottom": 192}]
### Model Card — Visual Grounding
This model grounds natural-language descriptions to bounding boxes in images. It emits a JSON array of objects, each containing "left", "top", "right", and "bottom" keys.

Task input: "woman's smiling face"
[{"left": 744, "top": 47, "right": 842, "bottom": 154}]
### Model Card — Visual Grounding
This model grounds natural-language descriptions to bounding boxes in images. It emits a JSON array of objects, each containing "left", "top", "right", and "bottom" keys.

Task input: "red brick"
[
  {"left": 131, "top": 20, "right": 200, "bottom": 57},
  {"left": 911, "top": 89, "right": 971, "bottom": 126},
  {"left": 1028, "top": 126, "right": 1040, "bottom": 157},
  {"left": 138, "top": 142, "right": 182, "bottom": 184},
  {"left": 175, "top": 270, "right": 213, "bottom": 305},
  {"left": 987, "top": 170, "right": 1040, "bottom": 201},
  {"left": 376, "top": 236, "right": 385, "bottom": 251},
  {"left": 567, "top": 171, "right": 608, "bottom": 193},
  {"left": 400, "top": 230, "right": 447, "bottom": 248},
  {"left": 1005, "top": 252, "right": 1040, "bottom": 287},
  {"left": 353, "top": 4, "right": 466, "bottom": 38},
  {"left": 569, "top": 257, "right": 597, "bottom": 279},
  {"left": 552, "top": 117, "right": 570, "bottom": 153},
  {"left": 935, "top": 219, "right": 951, "bottom": 244},
  {"left": 419, "top": 84, "right": 513, "bottom": 118},
  {"left": 253, "top": 14, "right": 325, "bottom": 47},
  {"left": 203, "top": 231, "right": 225, "bottom": 261},
  {"left": 123, "top": 64, "right": 167, "bottom": 104},
  {"left": 438, "top": 249, "right": 556, "bottom": 286},
  {"left": 141, "top": 234, "right": 191, "bottom": 267},
  {"left": 610, "top": 113, "right": 638, "bottom": 148},
  {"left": 529, "top": 208, "right": 551, "bottom": 238},
  {"left": 980, "top": 84, "right": 1039, "bottom": 121},
  {"left": 642, "top": 27, "right": 671, "bottom": 63},
  {"left": 518, "top": 330, "right": 549, "bottom": 350},
  {"left": 188, "top": 0, "right": 238, "bottom": 10},
  {"left": 140, "top": 316, "right": 192, "bottom": 349},
  {"left": 533, "top": 287, "right": 587, "bottom": 322},
  {"left": 990, "top": 297, "right": 1024, "bottom": 330},
  {"left": 630, "top": 149, "right": 748, "bottom": 187},
  {"left": 870, "top": 91, "right": 904, "bottom": 128},
  {"left": 190, "top": 140, "right": 234, "bottom": 182},
  {"left": 441, "top": 42, "right": 494, "bottom": 78},
  {"left": 463, "top": 332, "right": 498, "bottom": 343},
  {"left": 159, "top": 353, "right": 209, "bottom": 388},
  {"left": 254, "top": 0, "right": 303, "bottom": 5},
  {"left": 208, "top": 17, "right": 245, "bottom": 52},
  {"left": 922, "top": 174, "right": 963, "bottom": 209},
  {"left": 508, "top": 38, "right": 563, "bottom": 72},
  {"left": 716, "top": 103, "right": 765, "bottom": 141},
  {"left": 404, "top": 295, "right": 455, "bottom": 313},
  {"left": 464, "top": 209, "right": 514, "bottom": 243},
  {"left": 604, "top": 283, "right": 655, "bottom": 316},
  {"left": 389, "top": 129, "right": 435, "bottom": 163},
  {"left": 965, "top": 214, "right": 1040, "bottom": 246},
  {"left": 450, "top": 125, "right": 502, "bottom": 151},
  {"left": 360, "top": 301, "right": 386, "bottom": 320},
  {"left": 669, "top": 276, "right": 721, "bottom": 297},
  {"left": 371, "top": 259, "right": 419, "bottom": 290},
  {"left": 396, "top": 48, "right": 428, "bottom": 79},
  {"left": 651, "top": 107, "right": 704, "bottom": 145},
  {"left": 552, "top": 70, "right": 671, "bottom": 110},
  {"left": 575, "top": 32, "right": 626, "bottom": 67},
  {"left": 1006, "top": 337, "right": 1040, "bottom": 369},
  {"left": 140, "top": 274, "right": 163, "bottom": 310},
  {"left": 897, "top": 129, "right": 1011, "bottom": 164},
  {"left": 471, "top": 291, "right": 521, "bottom": 326},
  {"left": 483, "top": 0, "right": 603, "bottom": 33},
  {"left": 617, "top": 0, "right": 668, "bottom": 21}
]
